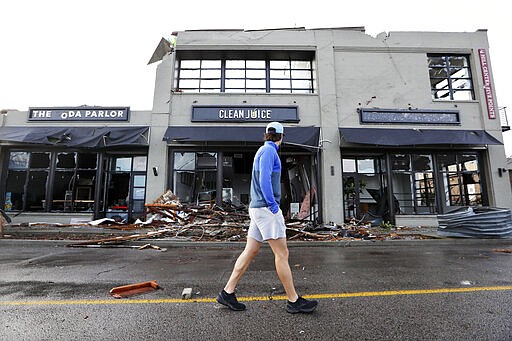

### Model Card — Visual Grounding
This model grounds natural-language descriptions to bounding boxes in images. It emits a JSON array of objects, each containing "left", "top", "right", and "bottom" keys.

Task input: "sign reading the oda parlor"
[
  {"left": 192, "top": 106, "right": 299, "bottom": 122},
  {"left": 28, "top": 107, "right": 130, "bottom": 121}
]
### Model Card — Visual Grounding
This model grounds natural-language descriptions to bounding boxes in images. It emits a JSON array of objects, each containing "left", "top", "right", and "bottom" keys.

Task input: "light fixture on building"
[{"left": 498, "top": 167, "right": 507, "bottom": 177}]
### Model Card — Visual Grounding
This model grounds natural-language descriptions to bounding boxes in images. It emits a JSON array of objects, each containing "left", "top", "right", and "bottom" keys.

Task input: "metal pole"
[
  {"left": 385, "top": 153, "right": 396, "bottom": 224},
  {"left": 216, "top": 152, "right": 223, "bottom": 206}
]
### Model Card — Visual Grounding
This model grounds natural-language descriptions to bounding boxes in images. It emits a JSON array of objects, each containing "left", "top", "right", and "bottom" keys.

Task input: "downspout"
[{"left": 94, "top": 153, "right": 105, "bottom": 219}]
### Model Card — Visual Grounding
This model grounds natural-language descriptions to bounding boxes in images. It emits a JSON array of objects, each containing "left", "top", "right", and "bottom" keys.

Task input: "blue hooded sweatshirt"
[{"left": 249, "top": 141, "right": 281, "bottom": 213}]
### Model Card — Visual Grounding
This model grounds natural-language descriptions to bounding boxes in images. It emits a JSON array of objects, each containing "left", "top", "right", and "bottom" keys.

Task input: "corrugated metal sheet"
[{"left": 437, "top": 207, "right": 512, "bottom": 238}]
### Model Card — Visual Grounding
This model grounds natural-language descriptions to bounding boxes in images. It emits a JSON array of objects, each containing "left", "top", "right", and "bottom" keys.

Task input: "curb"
[{"left": 1, "top": 235, "right": 511, "bottom": 248}]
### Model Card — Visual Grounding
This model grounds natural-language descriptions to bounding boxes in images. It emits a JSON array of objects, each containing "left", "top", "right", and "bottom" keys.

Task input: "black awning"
[
  {"left": 0, "top": 126, "right": 149, "bottom": 148},
  {"left": 339, "top": 128, "right": 502, "bottom": 146},
  {"left": 163, "top": 126, "right": 320, "bottom": 148}
]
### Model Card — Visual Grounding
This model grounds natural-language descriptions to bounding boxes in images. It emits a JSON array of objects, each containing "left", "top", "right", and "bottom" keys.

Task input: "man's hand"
[{"left": 269, "top": 203, "right": 279, "bottom": 214}]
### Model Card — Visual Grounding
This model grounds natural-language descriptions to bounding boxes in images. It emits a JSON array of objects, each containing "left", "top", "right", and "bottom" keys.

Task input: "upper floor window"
[
  {"left": 175, "top": 51, "right": 315, "bottom": 94},
  {"left": 428, "top": 54, "right": 474, "bottom": 101}
]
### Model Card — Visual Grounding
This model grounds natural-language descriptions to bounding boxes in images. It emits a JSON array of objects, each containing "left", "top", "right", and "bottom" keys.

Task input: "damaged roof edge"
[
  {"left": 148, "top": 37, "right": 173, "bottom": 65},
  {"left": 171, "top": 26, "right": 485, "bottom": 39},
  {"left": 178, "top": 26, "right": 366, "bottom": 34},
  {"left": 183, "top": 28, "right": 244, "bottom": 32},
  {"left": 308, "top": 26, "right": 365, "bottom": 32}
]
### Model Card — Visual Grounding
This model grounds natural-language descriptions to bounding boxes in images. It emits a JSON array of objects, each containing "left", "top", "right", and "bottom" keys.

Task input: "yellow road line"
[{"left": 1, "top": 286, "right": 511, "bottom": 306}]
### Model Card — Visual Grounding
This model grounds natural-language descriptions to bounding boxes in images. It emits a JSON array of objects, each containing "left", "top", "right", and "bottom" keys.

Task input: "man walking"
[{"left": 217, "top": 122, "right": 318, "bottom": 314}]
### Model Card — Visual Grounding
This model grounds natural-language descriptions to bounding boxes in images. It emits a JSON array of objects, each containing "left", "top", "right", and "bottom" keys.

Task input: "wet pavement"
[{"left": 1, "top": 238, "right": 511, "bottom": 340}]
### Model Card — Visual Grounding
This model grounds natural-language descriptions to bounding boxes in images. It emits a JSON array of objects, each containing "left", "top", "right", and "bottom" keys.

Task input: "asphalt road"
[{"left": 1, "top": 239, "right": 511, "bottom": 340}]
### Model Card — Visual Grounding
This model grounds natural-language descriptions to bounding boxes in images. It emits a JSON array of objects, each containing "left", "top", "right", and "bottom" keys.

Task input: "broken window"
[
  {"left": 51, "top": 152, "right": 97, "bottom": 212},
  {"left": 438, "top": 152, "right": 482, "bottom": 206},
  {"left": 5, "top": 152, "right": 49, "bottom": 211},
  {"left": 3, "top": 151, "right": 99, "bottom": 213},
  {"left": 105, "top": 155, "right": 147, "bottom": 222},
  {"left": 171, "top": 150, "right": 319, "bottom": 222},
  {"left": 222, "top": 152, "right": 253, "bottom": 206},
  {"left": 5, "top": 152, "right": 30, "bottom": 210},
  {"left": 391, "top": 154, "right": 436, "bottom": 214},
  {"left": 342, "top": 151, "right": 486, "bottom": 222},
  {"left": 281, "top": 155, "right": 318, "bottom": 221},
  {"left": 342, "top": 156, "right": 387, "bottom": 222},
  {"left": 173, "top": 152, "right": 218, "bottom": 203},
  {"left": 412, "top": 155, "right": 436, "bottom": 213},
  {"left": 428, "top": 54, "right": 474, "bottom": 101}
]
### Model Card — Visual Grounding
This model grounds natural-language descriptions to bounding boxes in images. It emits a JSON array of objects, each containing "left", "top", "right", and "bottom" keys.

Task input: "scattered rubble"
[
  {"left": 1, "top": 208, "right": 12, "bottom": 238},
  {"left": 66, "top": 229, "right": 172, "bottom": 247},
  {"left": 5, "top": 190, "right": 438, "bottom": 243},
  {"left": 181, "top": 287, "right": 193, "bottom": 299},
  {"left": 136, "top": 190, "right": 434, "bottom": 242},
  {"left": 493, "top": 248, "right": 512, "bottom": 254},
  {"left": 137, "top": 243, "right": 167, "bottom": 251}
]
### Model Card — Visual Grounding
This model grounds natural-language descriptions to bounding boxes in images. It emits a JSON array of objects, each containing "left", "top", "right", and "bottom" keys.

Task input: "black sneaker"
[
  {"left": 216, "top": 290, "right": 246, "bottom": 311},
  {"left": 286, "top": 296, "right": 318, "bottom": 314}
]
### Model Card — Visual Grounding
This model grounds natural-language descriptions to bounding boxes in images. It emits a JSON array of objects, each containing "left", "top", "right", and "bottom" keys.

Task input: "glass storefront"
[
  {"left": 170, "top": 148, "right": 319, "bottom": 222},
  {"left": 2, "top": 150, "right": 147, "bottom": 223},
  {"left": 5, "top": 151, "right": 97, "bottom": 212},
  {"left": 104, "top": 155, "right": 147, "bottom": 222},
  {"left": 342, "top": 151, "right": 485, "bottom": 223}
]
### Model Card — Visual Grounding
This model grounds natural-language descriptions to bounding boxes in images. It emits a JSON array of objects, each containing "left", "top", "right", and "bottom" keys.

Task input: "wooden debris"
[
  {"left": 66, "top": 229, "right": 171, "bottom": 247},
  {"left": 137, "top": 243, "right": 167, "bottom": 251},
  {"left": 493, "top": 248, "right": 512, "bottom": 253},
  {"left": 61, "top": 190, "right": 435, "bottom": 243},
  {"left": 109, "top": 280, "right": 160, "bottom": 298}
]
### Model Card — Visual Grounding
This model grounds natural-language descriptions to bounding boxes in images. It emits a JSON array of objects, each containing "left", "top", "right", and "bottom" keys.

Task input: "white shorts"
[{"left": 247, "top": 207, "right": 287, "bottom": 242}]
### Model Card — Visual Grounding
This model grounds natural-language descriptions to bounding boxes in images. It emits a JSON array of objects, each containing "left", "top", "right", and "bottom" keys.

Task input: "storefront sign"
[
  {"left": 359, "top": 108, "right": 460, "bottom": 124},
  {"left": 191, "top": 106, "right": 299, "bottom": 122},
  {"left": 478, "top": 49, "right": 496, "bottom": 119},
  {"left": 28, "top": 107, "right": 130, "bottom": 121}
]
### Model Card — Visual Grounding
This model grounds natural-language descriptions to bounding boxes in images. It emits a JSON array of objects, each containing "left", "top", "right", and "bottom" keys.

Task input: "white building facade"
[{"left": 1, "top": 27, "right": 510, "bottom": 227}]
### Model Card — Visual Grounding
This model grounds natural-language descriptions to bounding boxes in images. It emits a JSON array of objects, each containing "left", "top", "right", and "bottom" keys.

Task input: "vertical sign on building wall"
[{"left": 478, "top": 49, "right": 496, "bottom": 119}]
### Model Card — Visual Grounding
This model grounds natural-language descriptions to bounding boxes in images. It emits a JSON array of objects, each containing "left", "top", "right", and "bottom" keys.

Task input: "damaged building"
[{"left": 0, "top": 27, "right": 510, "bottom": 228}]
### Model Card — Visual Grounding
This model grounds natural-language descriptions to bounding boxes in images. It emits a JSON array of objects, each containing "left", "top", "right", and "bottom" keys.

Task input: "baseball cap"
[{"left": 266, "top": 121, "right": 284, "bottom": 134}]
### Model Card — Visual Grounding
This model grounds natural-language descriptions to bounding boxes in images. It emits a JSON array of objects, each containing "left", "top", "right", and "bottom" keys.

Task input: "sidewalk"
[{"left": 3, "top": 222, "right": 511, "bottom": 248}]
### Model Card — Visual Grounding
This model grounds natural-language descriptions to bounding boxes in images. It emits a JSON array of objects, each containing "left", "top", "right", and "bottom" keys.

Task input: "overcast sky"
[{"left": 1, "top": 0, "right": 510, "bottom": 155}]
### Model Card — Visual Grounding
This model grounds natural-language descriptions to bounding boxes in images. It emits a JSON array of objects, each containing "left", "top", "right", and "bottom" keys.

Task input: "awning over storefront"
[
  {"left": 339, "top": 128, "right": 502, "bottom": 146},
  {"left": 0, "top": 126, "right": 149, "bottom": 148},
  {"left": 163, "top": 126, "right": 321, "bottom": 148}
]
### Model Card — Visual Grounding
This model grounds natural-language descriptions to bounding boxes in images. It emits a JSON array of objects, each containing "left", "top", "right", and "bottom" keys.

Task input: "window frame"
[
  {"left": 428, "top": 54, "right": 475, "bottom": 101},
  {"left": 3, "top": 150, "right": 99, "bottom": 212},
  {"left": 174, "top": 51, "right": 315, "bottom": 94}
]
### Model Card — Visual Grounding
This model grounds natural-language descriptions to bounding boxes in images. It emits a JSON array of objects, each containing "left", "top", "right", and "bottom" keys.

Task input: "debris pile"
[
  {"left": 138, "top": 190, "right": 392, "bottom": 241},
  {"left": 142, "top": 190, "right": 251, "bottom": 241},
  {"left": 5, "top": 190, "right": 436, "bottom": 242},
  {"left": 125, "top": 190, "right": 429, "bottom": 242}
]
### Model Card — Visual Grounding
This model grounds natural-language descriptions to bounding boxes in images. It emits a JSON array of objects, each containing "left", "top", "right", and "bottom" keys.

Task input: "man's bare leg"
[
  {"left": 224, "top": 237, "right": 261, "bottom": 293},
  {"left": 267, "top": 238, "right": 299, "bottom": 302}
]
